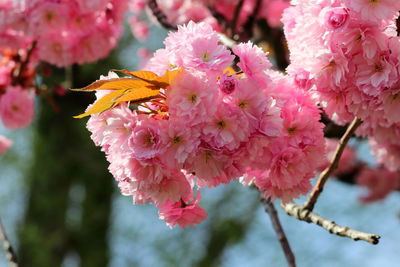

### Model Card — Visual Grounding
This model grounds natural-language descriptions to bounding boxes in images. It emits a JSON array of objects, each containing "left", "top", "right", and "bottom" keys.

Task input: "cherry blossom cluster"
[
  {"left": 0, "top": 0, "right": 130, "bottom": 153},
  {"left": 0, "top": 48, "right": 36, "bottom": 154},
  {"left": 85, "top": 22, "right": 325, "bottom": 227},
  {"left": 128, "top": 0, "right": 289, "bottom": 41},
  {"left": 283, "top": 0, "right": 400, "bottom": 172},
  {"left": 0, "top": 0, "right": 128, "bottom": 67}
]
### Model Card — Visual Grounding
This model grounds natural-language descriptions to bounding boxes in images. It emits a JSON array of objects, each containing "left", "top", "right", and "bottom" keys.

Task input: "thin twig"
[
  {"left": 12, "top": 41, "right": 37, "bottom": 86},
  {"left": 0, "top": 218, "right": 18, "bottom": 266},
  {"left": 230, "top": 0, "right": 244, "bottom": 39},
  {"left": 262, "top": 198, "right": 296, "bottom": 267},
  {"left": 148, "top": 0, "right": 177, "bottom": 31},
  {"left": 303, "top": 117, "right": 362, "bottom": 211},
  {"left": 282, "top": 202, "right": 380, "bottom": 245}
]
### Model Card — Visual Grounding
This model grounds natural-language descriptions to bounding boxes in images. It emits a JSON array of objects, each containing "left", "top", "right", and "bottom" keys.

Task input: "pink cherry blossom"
[
  {"left": 233, "top": 41, "right": 272, "bottom": 82},
  {"left": 0, "top": 86, "right": 34, "bottom": 129},
  {"left": 0, "top": 135, "right": 12, "bottom": 154},
  {"left": 158, "top": 192, "right": 207, "bottom": 228},
  {"left": 82, "top": 22, "right": 328, "bottom": 227},
  {"left": 356, "top": 167, "right": 399, "bottom": 203},
  {"left": 262, "top": 176, "right": 313, "bottom": 204},
  {"left": 322, "top": 7, "right": 350, "bottom": 31},
  {"left": 146, "top": 171, "right": 192, "bottom": 205},
  {"left": 128, "top": 116, "right": 166, "bottom": 160},
  {"left": 202, "top": 104, "right": 250, "bottom": 151},
  {"left": 161, "top": 120, "right": 201, "bottom": 169},
  {"left": 347, "top": 0, "right": 400, "bottom": 22},
  {"left": 166, "top": 70, "right": 217, "bottom": 125},
  {"left": 186, "top": 147, "right": 230, "bottom": 186},
  {"left": 262, "top": 0, "right": 290, "bottom": 28}
]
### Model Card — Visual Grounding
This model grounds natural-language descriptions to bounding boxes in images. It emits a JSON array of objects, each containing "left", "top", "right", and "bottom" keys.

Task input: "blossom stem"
[
  {"left": 148, "top": 0, "right": 178, "bottom": 31},
  {"left": 0, "top": 218, "right": 19, "bottom": 266},
  {"left": 303, "top": 117, "right": 362, "bottom": 211},
  {"left": 282, "top": 202, "right": 380, "bottom": 245},
  {"left": 262, "top": 198, "right": 296, "bottom": 267}
]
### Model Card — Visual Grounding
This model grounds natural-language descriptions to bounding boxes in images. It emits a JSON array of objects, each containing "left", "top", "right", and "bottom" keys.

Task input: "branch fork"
[{"left": 281, "top": 117, "right": 381, "bottom": 245}]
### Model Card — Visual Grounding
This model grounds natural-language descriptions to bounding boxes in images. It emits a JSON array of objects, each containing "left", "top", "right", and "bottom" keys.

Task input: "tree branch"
[
  {"left": 207, "top": 5, "right": 229, "bottom": 32},
  {"left": 12, "top": 41, "right": 37, "bottom": 86},
  {"left": 282, "top": 202, "right": 380, "bottom": 245},
  {"left": 240, "top": 0, "right": 263, "bottom": 40},
  {"left": 0, "top": 218, "right": 18, "bottom": 266},
  {"left": 304, "top": 117, "right": 362, "bottom": 211},
  {"left": 262, "top": 198, "right": 296, "bottom": 267},
  {"left": 148, "top": 0, "right": 177, "bottom": 31},
  {"left": 256, "top": 20, "right": 289, "bottom": 70},
  {"left": 230, "top": 0, "right": 244, "bottom": 39}
]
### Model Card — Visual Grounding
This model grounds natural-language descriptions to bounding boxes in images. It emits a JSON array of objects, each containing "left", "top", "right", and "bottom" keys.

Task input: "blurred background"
[{"left": 1, "top": 22, "right": 400, "bottom": 267}]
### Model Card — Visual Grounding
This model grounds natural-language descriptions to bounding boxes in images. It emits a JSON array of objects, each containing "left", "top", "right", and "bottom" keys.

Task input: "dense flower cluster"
[
  {"left": 283, "top": 0, "right": 400, "bottom": 172},
  {"left": 128, "top": 0, "right": 290, "bottom": 41},
  {"left": 85, "top": 22, "right": 325, "bottom": 227},
  {"left": 0, "top": 0, "right": 130, "bottom": 152},
  {"left": 0, "top": 48, "right": 36, "bottom": 149},
  {"left": 0, "top": 0, "right": 128, "bottom": 66}
]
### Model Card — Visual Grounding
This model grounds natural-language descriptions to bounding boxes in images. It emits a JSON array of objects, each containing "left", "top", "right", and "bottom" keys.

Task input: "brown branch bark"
[
  {"left": 240, "top": 0, "right": 263, "bottom": 41},
  {"left": 207, "top": 5, "right": 229, "bottom": 31},
  {"left": 148, "top": 0, "right": 177, "bottom": 31},
  {"left": 304, "top": 117, "right": 362, "bottom": 211},
  {"left": 230, "top": 0, "right": 244, "bottom": 39},
  {"left": 282, "top": 202, "right": 380, "bottom": 245},
  {"left": 0, "top": 218, "right": 18, "bottom": 266},
  {"left": 262, "top": 198, "right": 296, "bottom": 267}
]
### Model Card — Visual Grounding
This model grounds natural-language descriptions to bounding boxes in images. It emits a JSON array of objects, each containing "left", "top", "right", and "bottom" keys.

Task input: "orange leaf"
[
  {"left": 71, "top": 78, "right": 155, "bottom": 92},
  {"left": 73, "top": 68, "right": 185, "bottom": 119},
  {"left": 113, "top": 70, "right": 170, "bottom": 88},
  {"left": 223, "top": 67, "right": 237, "bottom": 76},
  {"left": 115, "top": 87, "right": 160, "bottom": 104},
  {"left": 73, "top": 89, "right": 129, "bottom": 118},
  {"left": 160, "top": 68, "right": 184, "bottom": 85}
]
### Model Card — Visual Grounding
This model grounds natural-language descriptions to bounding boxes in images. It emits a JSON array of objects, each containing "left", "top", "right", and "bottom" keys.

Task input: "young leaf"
[
  {"left": 160, "top": 68, "right": 183, "bottom": 85},
  {"left": 74, "top": 87, "right": 161, "bottom": 118},
  {"left": 71, "top": 78, "right": 155, "bottom": 92},
  {"left": 115, "top": 87, "right": 160, "bottom": 104},
  {"left": 73, "top": 68, "right": 184, "bottom": 119},
  {"left": 73, "top": 89, "right": 129, "bottom": 118},
  {"left": 113, "top": 70, "right": 169, "bottom": 87}
]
